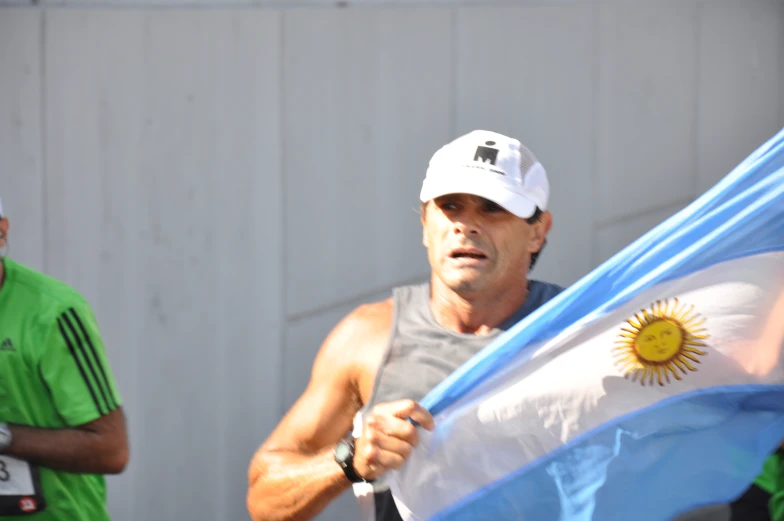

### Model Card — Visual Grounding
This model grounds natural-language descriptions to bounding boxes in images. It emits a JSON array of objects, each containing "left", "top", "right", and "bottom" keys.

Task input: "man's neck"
[{"left": 429, "top": 277, "right": 528, "bottom": 335}]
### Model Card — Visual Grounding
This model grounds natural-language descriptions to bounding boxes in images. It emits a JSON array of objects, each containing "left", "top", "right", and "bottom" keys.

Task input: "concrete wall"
[{"left": 1, "top": 2, "right": 783, "bottom": 520}]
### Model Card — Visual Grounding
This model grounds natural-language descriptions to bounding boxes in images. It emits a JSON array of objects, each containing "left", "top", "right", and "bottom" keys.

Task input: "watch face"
[{"left": 334, "top": 441, "right": 351, "bottom": 463}]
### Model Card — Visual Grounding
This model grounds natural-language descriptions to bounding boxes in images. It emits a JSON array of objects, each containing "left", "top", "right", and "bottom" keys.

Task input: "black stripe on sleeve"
[
  {"left": 56, "top": 317, "right": 105, "bottom": 416},
  {"left": 60, "top": 311, "right": 110, "bottom": 416},
  {"left": 68, "top": 308, "right": 118, "bottom": 411}
]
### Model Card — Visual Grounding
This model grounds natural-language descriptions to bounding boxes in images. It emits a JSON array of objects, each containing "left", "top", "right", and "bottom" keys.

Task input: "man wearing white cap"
[
  {"left": 247, "top": 131, "right": 562, "bottom": 521},
  {"left": 0, "top": 198, "right": 128, "bottom": 520}
]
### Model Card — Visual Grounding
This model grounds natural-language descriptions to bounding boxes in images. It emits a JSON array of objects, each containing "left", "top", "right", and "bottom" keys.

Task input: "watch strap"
[
  {"left": 340, "top": 458, "right": 366, "bottom": 484},
  {"left": 0, "top": 422, "right": 11, "bottom": 452},
  {"left": 335, "top": 437, "right": 370, "bottom": 484}
]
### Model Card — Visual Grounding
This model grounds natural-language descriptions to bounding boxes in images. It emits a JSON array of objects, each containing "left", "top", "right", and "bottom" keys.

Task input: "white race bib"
[{"left": 0, "top": 456, "right": 45, "bottom": 515}]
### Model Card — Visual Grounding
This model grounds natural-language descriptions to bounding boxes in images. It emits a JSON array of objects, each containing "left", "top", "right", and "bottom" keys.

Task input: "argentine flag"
[{"left": 388, "top": 128, "right": 784, "bottom": 521}]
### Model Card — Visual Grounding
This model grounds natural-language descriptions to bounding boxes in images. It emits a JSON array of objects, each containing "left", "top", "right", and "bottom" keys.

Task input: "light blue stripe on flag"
[{"left": 433, "top": 386, "right": 784, "bottom": 521}]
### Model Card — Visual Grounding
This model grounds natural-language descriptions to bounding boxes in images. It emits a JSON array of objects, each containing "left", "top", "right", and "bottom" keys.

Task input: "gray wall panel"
[
  {"left": 283, "top": 8, "right": 449, "bottom": 319},
  {"left": 596, "top": 2, "right": 698, "bottom": 224},
  {"left": 595, "top": 200, "right": 691, "bottom": 266},
  {"left": 43, "top": 11, "right": 146, "bottom": 518},
  {"left": 0, "top": 10, "right": 43, "bottom": 270},
  {"left": 44, "top": 9, "right": 282, "bottom": 521},
  {"left": 696, "top": 1, "right": 784, "bottom": 195},
  {"left": 455, "top": 5, "right": 594, "bottom": 287}
]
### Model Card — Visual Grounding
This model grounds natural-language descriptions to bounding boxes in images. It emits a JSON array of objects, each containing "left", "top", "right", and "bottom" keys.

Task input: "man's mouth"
[{"left": 449, "top": 248, "right": 488, "bottom": 261}]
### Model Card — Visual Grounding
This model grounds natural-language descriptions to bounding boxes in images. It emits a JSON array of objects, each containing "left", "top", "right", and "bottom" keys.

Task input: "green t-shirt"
[
  {"left": 755, "top": 453, "right": 780, "bottom": 494},
  {"left": 767, "top": 452, "right": 784, "bottom": 521},
  {"left": 0, "top": 258, "right": 122, "bottom": 520}
]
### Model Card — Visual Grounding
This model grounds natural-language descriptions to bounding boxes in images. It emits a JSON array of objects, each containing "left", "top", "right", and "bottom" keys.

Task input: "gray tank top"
[{"left": 354, "top": 279, "right": 563, "bottom": 521}]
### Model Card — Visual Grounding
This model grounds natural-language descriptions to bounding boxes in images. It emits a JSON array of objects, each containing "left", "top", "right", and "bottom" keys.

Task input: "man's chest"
[
  {"left": 362, "top": 332, "right": 499, "bottom": 407},
  {"left": 0, "top": 320, "right": 36, "bottom": 370},
  {"left": 0, "top": 325, "right": 42, "bottom": 421},
  {"left": 0, "top": 310, "right": 39, "bottom": 378}
]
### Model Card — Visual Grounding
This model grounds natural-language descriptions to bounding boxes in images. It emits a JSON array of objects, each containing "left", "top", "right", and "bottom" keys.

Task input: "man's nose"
[{"left": 452, "top": 211, "right": 481, "bottom": 236}]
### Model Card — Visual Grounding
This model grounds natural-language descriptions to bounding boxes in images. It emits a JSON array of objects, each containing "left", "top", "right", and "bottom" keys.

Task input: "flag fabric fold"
[{"left": 388, "top": 127, "right": 784, "bottom": 521}]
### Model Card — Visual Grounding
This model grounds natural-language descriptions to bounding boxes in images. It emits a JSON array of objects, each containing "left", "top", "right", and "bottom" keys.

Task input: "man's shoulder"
[
  {"left": 339, "top": 298, "right": 394, "bottom": 338},
  {"left": 313, "top": 298, "right": 394, "bottom": 386},
  {"left": 322, "top": 298, "right": 394, "bottom": 356},
  {"left": 4, "top": 258, "right": 90, "bottom": 314}
]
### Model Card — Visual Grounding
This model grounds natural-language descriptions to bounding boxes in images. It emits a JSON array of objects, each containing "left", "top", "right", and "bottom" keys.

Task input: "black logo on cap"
[{"left": 473, "top": 141, "right": 499, "bottom": 166}]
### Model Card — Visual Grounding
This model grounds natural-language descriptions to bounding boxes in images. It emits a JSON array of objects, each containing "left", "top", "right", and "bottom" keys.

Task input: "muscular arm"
[
  {"left": 2, "top": 408, "right": 128, "bottom": 475},
  {"left": 247, "top": 301, "right": 392, "bottom": 521}
]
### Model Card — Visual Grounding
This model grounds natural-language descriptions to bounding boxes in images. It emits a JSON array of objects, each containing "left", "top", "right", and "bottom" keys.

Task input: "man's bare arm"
[
  {"left": 247, "top": 301, "right": 392, "bottom": 521},
  {"left": 247, "top": 383, "right": 358, "bottom": 521},
  {"left": 3, "top": 408, "right": 128, "bottom": 474}
]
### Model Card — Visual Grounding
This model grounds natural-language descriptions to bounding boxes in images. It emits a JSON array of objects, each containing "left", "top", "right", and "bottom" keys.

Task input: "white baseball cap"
[
  {"left": 420, "top": 130, "right": 549, "bottom": 219},
  {"left": 0, "top": 197, "right": 4, "bottom": 218}
]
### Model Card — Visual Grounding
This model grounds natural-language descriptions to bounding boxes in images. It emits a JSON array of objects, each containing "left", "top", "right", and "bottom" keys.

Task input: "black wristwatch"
[{"left": 333, "top": 436, "right": 371, "bottom": 484}]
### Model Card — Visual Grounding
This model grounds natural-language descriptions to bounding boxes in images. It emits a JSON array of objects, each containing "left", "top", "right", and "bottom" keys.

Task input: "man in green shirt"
[
  {"left": 0, "top": 198, "right": 128, "bottom": 520},
  {"left": 768, "top": 450, "right": 784, "bottom": 521}
]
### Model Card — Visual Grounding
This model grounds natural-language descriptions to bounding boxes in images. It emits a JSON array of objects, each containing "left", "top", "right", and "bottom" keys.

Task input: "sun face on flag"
[{"left": 613, "top": 298, "right": 709, "bottom": 386}]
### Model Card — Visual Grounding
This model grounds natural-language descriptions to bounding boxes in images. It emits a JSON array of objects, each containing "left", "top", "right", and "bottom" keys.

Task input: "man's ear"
[
  {"left": 421, "top": 202, "right": 430, "bottom": 248},
  {"left": 528, "top": 211, "right": 552, "bottom": 253},
  {"left": 0, "top": 218, "right": 9, "bottom": 248}
]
